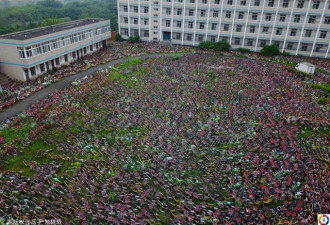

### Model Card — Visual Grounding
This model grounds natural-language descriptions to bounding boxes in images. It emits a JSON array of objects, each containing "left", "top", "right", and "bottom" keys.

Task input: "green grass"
[
  {"left": 316, "top": 68, "right": 330, "bottom": 76},
  {"left": 311, "top": 83, "right": 330, "bottom": 94},
  {"left": 298, "top": 126, "right": 329, "bottom": 138}
]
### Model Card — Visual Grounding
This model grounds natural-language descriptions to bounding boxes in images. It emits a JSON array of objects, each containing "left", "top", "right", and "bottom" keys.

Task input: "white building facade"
[
  {"left": 118, "top": 0, "right": 330, "bottom": 58},
  {"left": 0, "top": 19, "right": 111, "bottom": 81}
]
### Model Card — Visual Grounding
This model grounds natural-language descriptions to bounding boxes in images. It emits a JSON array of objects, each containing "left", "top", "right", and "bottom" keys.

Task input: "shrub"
[
  {"left": 281, "top": 50, "right": 290, "bottom": 56},
  {"left": 214, "top": 41, "right": 231, "bottom": 52},
  {"left": 236, "top": 48, "right": 250, "bottom": 53},
  {"left": 128, "top": 36, "right": 141, "bottom": 43},
  {"left": 198, "top": 41, "right": 215, "bottom": 50},
  {"left": 114, "top": 33, "right": 124, "bottom": 42},
  {"left": 259, "top": 44, "right": 280, "bottom": 56}
]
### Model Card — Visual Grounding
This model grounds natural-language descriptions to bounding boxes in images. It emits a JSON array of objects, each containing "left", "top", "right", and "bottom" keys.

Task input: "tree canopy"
[{"left": 0, "top": 0, "right": 117, "bottom": 35}]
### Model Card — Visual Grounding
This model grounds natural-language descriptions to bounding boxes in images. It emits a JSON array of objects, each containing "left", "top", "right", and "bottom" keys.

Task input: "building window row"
[
  {"left": 23, "top": 42, "right": 103, "bottom": 79},
  {"left": 121, "top": 0, "right": 329, "bottom": 9},
  {"left": 18, "top": 25, "right": 110, "bottom": 59}
]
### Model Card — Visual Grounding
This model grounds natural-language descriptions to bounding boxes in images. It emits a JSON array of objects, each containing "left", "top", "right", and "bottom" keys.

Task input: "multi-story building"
[
  {"left": 0, "top": 18, "right": 111, "bottom": 81},
  {"left": 118, "top": 0, "right": 330, "bottom": 58}
]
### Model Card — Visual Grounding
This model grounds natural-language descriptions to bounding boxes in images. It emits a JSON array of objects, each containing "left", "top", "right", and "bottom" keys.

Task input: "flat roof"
[{"left": 0, "top": 18, "right": 107, "bottom": 41}]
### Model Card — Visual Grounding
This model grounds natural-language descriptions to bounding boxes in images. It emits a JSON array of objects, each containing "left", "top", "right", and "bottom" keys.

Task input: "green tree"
[
  {"left": 198, "top": 41, "right": 215, "bottom": 50},
  {"left": 214, "top": 40, "right": 231, "bottom": 52},
  {"left": 260, "top": 44, "right": 280, "bottom": 56}
]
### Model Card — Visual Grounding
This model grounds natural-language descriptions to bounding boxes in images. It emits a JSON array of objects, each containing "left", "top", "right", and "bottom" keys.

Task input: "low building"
[
  {"left": 0, "top": 18, "right": 111, "bottom": 81},
  {"left": 296, "top": 62, "right": 316, "bottom": 74}
]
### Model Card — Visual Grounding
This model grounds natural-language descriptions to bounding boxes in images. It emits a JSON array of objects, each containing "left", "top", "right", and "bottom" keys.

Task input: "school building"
[
  {"left": 118, "top": 0, "right": 330, "bottom": 58},
  {"left": 0, "top": 18, "right": 111, "bottom": 81}
]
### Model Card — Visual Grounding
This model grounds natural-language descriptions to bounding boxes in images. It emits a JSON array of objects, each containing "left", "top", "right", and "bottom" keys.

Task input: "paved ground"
[{"left": 0, "top": 53, "right": 184, "bottom": 123}]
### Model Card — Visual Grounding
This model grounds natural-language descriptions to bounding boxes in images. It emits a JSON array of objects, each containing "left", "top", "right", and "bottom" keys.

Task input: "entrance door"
[
  {"left": 51, "top": 60, "right": 55, "bottom": 69},
  {"left": 46, "top": 62, "right": 50, "bottom": 71},
  {"left": 163, "top": 32, "right": 171, "bottom": 41},
  {"left": 102, "top": 40, "right": 107, "bottom": 48}
]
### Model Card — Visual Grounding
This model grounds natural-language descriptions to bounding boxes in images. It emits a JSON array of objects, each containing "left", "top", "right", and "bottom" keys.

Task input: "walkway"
[{"left": 0, "top": 53, "right": 185, "bottom": 122}]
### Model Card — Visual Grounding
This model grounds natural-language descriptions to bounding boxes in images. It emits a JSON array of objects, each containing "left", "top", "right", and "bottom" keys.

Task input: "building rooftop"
[{"left": 0, "top": 18, "right": 106, "bottom": 41}]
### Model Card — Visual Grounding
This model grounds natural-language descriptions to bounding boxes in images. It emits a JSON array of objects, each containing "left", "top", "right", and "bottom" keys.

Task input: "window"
[
  {"left": 178, "top": 0, "right": 182, "bottom": 2},
  {"left": 241, "top": 0, "right": 246, "bottom": 5},
  {"left": 305, "top": 30, "right": 312, "bottom": 37},
  {"left": 252, "top": 13, "right": 258, "bottom": 20},
  {"left": 320, "top": 31, "right": 327, "bottom": 38},
  {"left": 294, "top": 15, "right": 301, "bottom": 23},
  {"left": 123, "top": 28, "right": 128, "bottom": 36},
  {"left": 124, "top": 17, "right": 128, "bottom": 24},
  {"left": 55, "top": 58, "right": 60, "bottom": 66},
  {"left": 287, "top": 42, "right": 294, "bottom": 50},
  {"left": 290, "top": 29, "right": 297, "bottom": 36},
  {"left": 134, "top": 6, "right": 138, "bottom": 13},
  {"left": 210, "top": 36, "right": 216, "bottom": 42},
  {"left": 297, "top": 0, "right": 304, "bottom": 8},
  {"left": 123, "top": 5, "right": 128, "bottom": 12},
  {"left": 176, "top": 33, "right": 181, "bottom": 40},
  {"left": 226, "top": 11, "right": 231, "bottom": 18},
  {"left": 227, "top": 0, "right": 233, "bottom": 5},
  {"left": 247, "top": 38, "right": 253, "bottom": 46},
  {"left": 274, "top": 41, "right": 280, "bottom": 47},
  {"left": 40, "top": 64, "right": 45, "bottom": 72},
  {"left": 325, "top": 17, "right": 330, "bottom": 24},
  {"left": 301, "top": 43, "right": 308, "bottom": 51},
  {"left": 83, "top": 48, "right": 86, "bottom": 55},
  {"left": 201, "top": 10, "right": 206, "bottom": 17},
  {"left": 90, "top": 45, "right": 93, "bottom": 52},
  {"left": 144, "top": 19, "right": 149, "bottom": 25},
  {"left": 166, "top": 8, "right": 171, "bottom": 15},
  {"left": 224, "top": 24, "right": 229, "bottom": 31},
  {"left": 166, "top": 20, "right": 171, "bottom": 27},
  {"left": 283, "top": 0, "right": 289, "bottom": 7},
  {"left": 188, "top": 21, "right": 193, "bottom": 28},
  {"left": 177, "top": 21, "right": 182, "bottom": 28},
  {"left": 263, "top": 27, "right": 269, "bottom": 33},
  {"left": 268, "top": 0, "right": 274, "bottom": 7},
  {"left": 30, "top": 67, "right": 36, "bottom": 76},
  {"left": 308, "top": 16, "right": 316, "bottom": 23},
  {"left": 250, "top": 26, "right": 255, "bottom": 33},
  {"left": 276, "top": 28, "right": 283, "bottom": 35},
  {"left": 187, "top": 34, "right": 192, "bottom": 41},
  {"left": 236, "top": 25, "right": 242, "bottom": 32},
  {"left": 234, "top": 38, "right": 240, "bottom": 45},
  {"left": 189, "top": 9, "right": 194, "bottom": 16},
  {"left": 238, "top": 12, "right": 244, "bottom": 19},
  {"left": 265, "top": 13, "right": 272, "bottom": 21},
  {"left": 200, "top": 22, "right": 205, "bottom": 29},
  {"left": 190, "top": 0, "right": 194, "bottom": 2},
  {"left": 134, "top": 18, "right": 138, "bottom": 24},
  {"left": 215, "top": 0, "right": 220, "bottom": 4},
  {"left": 202, "top": 0, "right": 207, "bottom": 3},
  {"left": 312, "top": 1, "right": 320, "bottom": 9},
  {"left": 213, "top": 10, "right": 219, "bottom": 18},
  {"left": 279, "top": 14, "right": 286, "bottom": 22},
  {"left": 64, "top": 54, "right": 68, "bottom": 62},
  {"left": 212, "top": 23, "right": 217, "bottom": 30},
  {"left": 144, "top": 30, "right": 149, "bottom": 37},
  {"left": 198, "top": 35, "right": 204, "bottom": 42},
  {"left": 144, "top": 7, "right": 149, "bottom": 13},
  {"left": 254, "top": 0, "right": 260, "bottom": 6},
  {"left": 177, "top": 9, "right": 182, "bottom": 15},
  {"left": 315, "top": 45, "right": 322, "bottom": 52},
  {"left": 72, "top": 51, "right": 76, "bottom": 58},
  {"left": 260, "top": 40, "right": 266, "bottom": 47}
]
